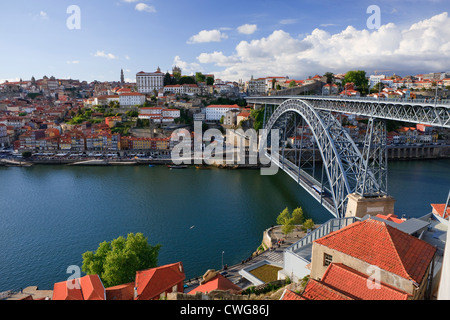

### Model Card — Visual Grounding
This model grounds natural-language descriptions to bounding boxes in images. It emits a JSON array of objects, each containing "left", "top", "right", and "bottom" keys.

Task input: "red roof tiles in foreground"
[
  {"left": 105, "top": 283, "right": 135, "bottom": 301},
  {"left": 301, "top": 279, "right": 353, "bottom": 300},
  {"left": 281, "top": 289, "right": 304, "bottom": 300},
  {"left": 52, "top": 279, "right": 83, "bottom": 300},
  {"left": 314, "top": 219, "right": 437, "bottom": 284},
  {"left": 431, "top": 204, "right": 450, "bottom": 219},
  {"left": 321, "top": 263, "right": 410, "bottom": 300},
  {"left": 188, "top": 274, "right": 242, "bottom": 295},
  {"left": 135, "top": 262, "right": 185, "bottom": 300},
  {"left": 79, "top": 275, "right": 106, "bottom": 300},
  {"left": 375, "top": 214, "right": 405, "bottom": 224},
  {"left": 52, "top": 275, "right": 105, "bottom": 300}
]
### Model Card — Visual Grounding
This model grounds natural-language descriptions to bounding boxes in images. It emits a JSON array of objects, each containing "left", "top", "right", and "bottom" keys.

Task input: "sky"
[{"left": 1, "top": 0, "right": 450, "bottom": 83}]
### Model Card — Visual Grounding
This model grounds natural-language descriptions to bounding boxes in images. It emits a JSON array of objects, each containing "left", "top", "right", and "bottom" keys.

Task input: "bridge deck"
[
  {"left": 247, "top": 95, "right": 450, "bottom": 128},
  {"left": 266, "top": 153, "right": 336, "bottom": 216}
]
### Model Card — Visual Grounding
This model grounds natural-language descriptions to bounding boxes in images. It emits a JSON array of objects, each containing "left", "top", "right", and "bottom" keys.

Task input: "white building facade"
[
  {"left": 119, "top": 92, "right": 146, "bottom": 106},
  {"left": 205, "top": 105, "right": 241, "bottom": 122},
  {"left": 137, "top": 68, "right": 165, "bottom": 94}
]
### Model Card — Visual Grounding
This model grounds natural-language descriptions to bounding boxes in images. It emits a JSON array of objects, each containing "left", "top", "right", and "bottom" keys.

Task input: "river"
[{"left": 0, "top": 159, "right": 449, "bottom": 291}]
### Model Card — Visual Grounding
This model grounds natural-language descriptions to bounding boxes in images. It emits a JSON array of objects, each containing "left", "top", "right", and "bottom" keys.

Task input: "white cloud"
[
  {"left": 67, "top": 60, "right": 80, "bottom": 64},
  {"left": 93, "top": 51, "right": 118, "bottom": 60},
  {"left": 195, "top": 12, "right": 450, "bottom": 81},
  {"left": 39, "top": 11, "right": 48, "bottom": 20},
  {"left": 279, "top": 19, "right": 297, "bottom": 25},
  {"left": 237, "top": 24, "right": 258, "bottom": 35},
  {"left": 187, "top": 29, "right": 228, "bottom": 44},
  {"left": 135, "top": 3, "right": 156, "bottom": 13}
]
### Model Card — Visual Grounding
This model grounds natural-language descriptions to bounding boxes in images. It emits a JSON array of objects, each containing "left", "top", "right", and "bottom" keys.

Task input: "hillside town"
[
  {"left": 1, "top": 67, "right": 450, "bottom": 301},
  {"left": 1, "top": 68, "right": 450, "bottom": 161}
]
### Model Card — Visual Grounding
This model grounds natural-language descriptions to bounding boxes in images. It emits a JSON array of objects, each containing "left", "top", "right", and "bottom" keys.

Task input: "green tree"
[
  {"left": 289, "top": 81, "right": 297, "bottom": 88},
  {"left": 324, "top": 72, "right": 334, "bottom": 85},
  {"left": 82, "top": 233, "right": 161, "bottom": 287},
  {"left": 276, "top": 207, "right": 298, "bottom": 236},
  {"left": 292, "top": 207, "right": 305, "bottom": 225},
  {"left": 179, "top": 76, "right": 196, "bottom": 85},
  {"left": 164, "top": 72, "right": 174, "bottom": 86},
  {"left": 343, "top": 70, "right": 369, "bottom": 94},
  {"left": 195, "top": 72, "right": 206, "bottom": 83},
  {"left": 22, "top": 151, "right": 32, "bottom": 159},
  {"left": 250, "top": 107, "right": 265, "bottom": 131},
  {"left": 302, "top": 219, "right": 315, "bottom": 232},
  {"left": 206, "top": 77, "right": 214, "bottom": 86}
]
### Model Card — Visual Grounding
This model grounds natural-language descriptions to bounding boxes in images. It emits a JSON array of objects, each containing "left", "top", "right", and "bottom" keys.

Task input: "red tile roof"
[
  {"left": 52, "top": 279, "right": 84, "bottom": 300},
  {"left": 314, "top": 219, "right": 437, "bottom": 284},
  {"left": 281, "top": 289, "right": 304, "bottom": 300},
  {"left": 188, "top": 274, "right": 241, "bottom": 295},
  {"left": 431, "top": 204, "right": 450, "bottom": 219},
  {"left": 105, "top": 282, "right": 135, "bottom": 300},
  {"left": 79, "top": 275, "right": 106, "bottom": 300},
  {"left": 52, "top": 275, "right": 105, "bottom": 300},
  {"left": 321, "top": 263, "right": 410, "bottom": 300},
  {"left": 375, "top": 214, "right": 405, "bottom": 224},
  {"left": 135, "top": 262, "right": 185, "bottom": 300},
  {"left": 301, "top": 279, "right": 353, "bottom": 300}
]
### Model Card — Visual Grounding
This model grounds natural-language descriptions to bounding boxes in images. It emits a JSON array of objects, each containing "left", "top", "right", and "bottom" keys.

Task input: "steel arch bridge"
[{"left": 264, "top": 99, "right": 386, "bottom": 218}]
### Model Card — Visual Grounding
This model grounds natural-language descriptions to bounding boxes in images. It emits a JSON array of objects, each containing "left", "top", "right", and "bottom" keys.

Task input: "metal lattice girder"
[
  {"left": 248, "top": 96, "right": 450, "bottom": 128},
  {"left": 265, "top": 99, "right": 380, "bottom": 218},
  {"left": 356, "top": 118, "right": 388, "bottom": 197}
]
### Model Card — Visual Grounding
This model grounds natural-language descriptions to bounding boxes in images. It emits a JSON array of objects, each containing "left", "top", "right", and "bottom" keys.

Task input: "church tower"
[{"left": 120, "top": 69, "right": 125, "bottom": 83}]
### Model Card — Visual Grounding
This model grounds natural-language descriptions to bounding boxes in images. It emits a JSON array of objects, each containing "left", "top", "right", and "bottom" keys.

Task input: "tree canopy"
[
  {"left": 82, "top": 233, "right": 161, "bottom": 288},
  {"left": 276, "top": 207, "right": 306, "bottom": 236},
  {"left": 343, "top": 70, "right": 369, "bottom": 94}
]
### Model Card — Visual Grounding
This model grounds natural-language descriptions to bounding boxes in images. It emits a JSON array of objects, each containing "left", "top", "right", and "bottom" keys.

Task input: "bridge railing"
[
  {"left": 298, "top": 95, "right": 450, "bottom": 105},
  {"left": 250, "top": 95, "right": 450, "bottom": 106},
  {"left": 286, "top": 217, "right": 359, "bottom": 254}
]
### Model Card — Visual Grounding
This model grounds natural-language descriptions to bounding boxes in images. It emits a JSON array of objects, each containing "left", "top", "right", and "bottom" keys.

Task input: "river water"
[{"left": 0, "top": 159, "right": 449, "bottom": 291}]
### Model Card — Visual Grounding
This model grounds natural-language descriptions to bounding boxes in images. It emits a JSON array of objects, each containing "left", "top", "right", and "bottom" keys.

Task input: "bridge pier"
[{"left": 345, "top": 193, "right": 396, "bottom": 219}]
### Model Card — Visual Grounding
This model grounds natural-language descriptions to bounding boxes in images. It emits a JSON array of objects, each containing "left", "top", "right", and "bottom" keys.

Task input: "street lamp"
[{"left": 221, "top": 251, "right": 225, "bottom": 270}]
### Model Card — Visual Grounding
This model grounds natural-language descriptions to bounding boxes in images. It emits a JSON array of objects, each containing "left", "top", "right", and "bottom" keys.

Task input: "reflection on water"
[{"left": 0, "top": 159, "right": 448, "bottom": 291}]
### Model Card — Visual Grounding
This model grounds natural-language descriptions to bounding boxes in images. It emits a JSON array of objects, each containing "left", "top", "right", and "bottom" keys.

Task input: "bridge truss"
[
  {"left": 250, "top": 96, "right": 450, "bottom": 129},
  {"left": 264, "top": 99, "right": 384, "bottom": 218}
]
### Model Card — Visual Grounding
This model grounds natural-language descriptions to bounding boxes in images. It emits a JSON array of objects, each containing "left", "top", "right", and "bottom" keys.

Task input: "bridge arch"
[{"left": 264, "top": 99, "right": 380, "bottom": 218}]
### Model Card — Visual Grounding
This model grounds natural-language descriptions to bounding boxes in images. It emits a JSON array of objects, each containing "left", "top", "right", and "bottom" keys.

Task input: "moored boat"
[{"left": 168, "top": 165, "right": 188, "bottom": 169}]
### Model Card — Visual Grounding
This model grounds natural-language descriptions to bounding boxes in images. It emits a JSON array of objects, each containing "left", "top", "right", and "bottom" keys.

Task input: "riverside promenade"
[{"left": 183, "top": 225, "right": 310, "bottom": 293}]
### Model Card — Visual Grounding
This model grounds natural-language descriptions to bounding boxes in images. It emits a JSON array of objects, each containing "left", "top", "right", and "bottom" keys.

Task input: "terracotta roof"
[
  {"left": 52, "top": 279, "right": 84, "bottom": 300},
  {"left": 431, "top": 204, "right": 450, "bottom": 219},
  {"left": 135, "top": 262, "right": 185, "bottom": 300},
  {"left": 52, "top": 275, "right": 105, "bottom": 300},
  {"left": 281, "top": 289, "right": 304, "bottom": 300},
  {"left": 321, "top": 263, "right": 410, "bottom": 300},
  {"left": 375, "top": 214, "right": 405, "bottom": 224},
  {"left": 314, "top": 219, "right": 437, "bottom": 284},
  {"left": 301, "top": 279, "right": 353, "bottom": 300},
  {"left": 79, "top": 275, "right": 106, "bottom": 300},
  {"left": 188, "top": 274, "right": 241, "bottom": 295},
  {"left": 105, "top": 283, "right": 135, "bottom": 300},
  {"left": 206, "top": 104, "right": 240, "bottom": 109}
]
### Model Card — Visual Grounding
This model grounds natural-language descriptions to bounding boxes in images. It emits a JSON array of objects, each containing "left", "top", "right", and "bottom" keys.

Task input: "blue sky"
[{"left": 1, "top": 0, "right": 449, "bottom": 83}]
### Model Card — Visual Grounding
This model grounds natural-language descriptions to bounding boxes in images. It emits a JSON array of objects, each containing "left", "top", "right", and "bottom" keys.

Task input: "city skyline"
[{"left": 1, "top": 0, "right": 450, "bottom": 83}]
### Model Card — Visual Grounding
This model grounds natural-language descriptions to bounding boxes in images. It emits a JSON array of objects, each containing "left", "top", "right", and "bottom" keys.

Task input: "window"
[{"left": 324, "top": 253, "right": 333, "bottom": 266}]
